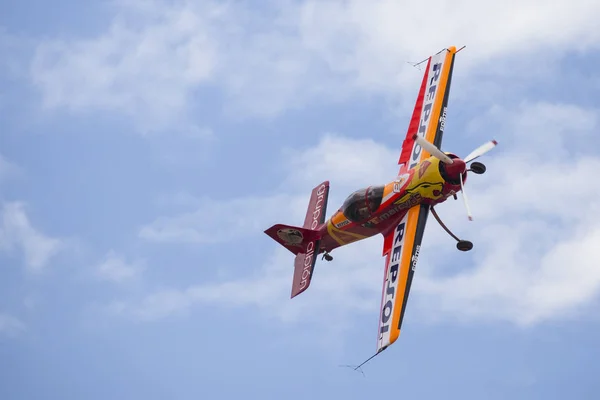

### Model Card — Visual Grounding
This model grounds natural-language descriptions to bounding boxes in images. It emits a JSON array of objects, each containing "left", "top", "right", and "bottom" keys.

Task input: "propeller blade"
[
  {"left": 412, "top": 135, "right": 454, "bottom": 164},
  {"left": 459, "top": 172, "right": 473, "bottom": 221},
  {"left": 464, "top": 140, "right": 498, "bottom": 163}
]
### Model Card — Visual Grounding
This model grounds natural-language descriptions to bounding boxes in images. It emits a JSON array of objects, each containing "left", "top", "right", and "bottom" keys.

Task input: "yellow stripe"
[
  {"left": 338, "top": 230, "right": 369, "bottom": 240},
  {"left": 327, "top": 220, "right": 370, "bottom": 246},
  {"left": 327, "top": 222, "right": 346, "bottom": 245},
  {"left": 388, "top": 205, "right": 421, "bottom": 344}
]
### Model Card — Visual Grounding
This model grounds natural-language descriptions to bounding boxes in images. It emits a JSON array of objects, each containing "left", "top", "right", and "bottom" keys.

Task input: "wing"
[
  {"left": 376, "top": 204, "right": 429, "bottom": 354},
  {"left": 398, "top": 46, "right": 459, "bottom": 174}
]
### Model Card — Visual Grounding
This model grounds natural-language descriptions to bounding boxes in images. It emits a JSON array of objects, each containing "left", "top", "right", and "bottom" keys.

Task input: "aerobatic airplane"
[{"left": 264, "top": 46, "right": 498, "bottom": 368}]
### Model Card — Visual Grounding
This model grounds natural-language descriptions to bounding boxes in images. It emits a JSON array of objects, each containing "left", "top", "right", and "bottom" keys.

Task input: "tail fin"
[{"left": 264, "top": 181, "right": 330, "bottom": 298}]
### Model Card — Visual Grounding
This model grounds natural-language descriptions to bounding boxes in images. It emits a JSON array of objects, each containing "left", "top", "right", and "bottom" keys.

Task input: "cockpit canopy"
[{"left": 341, "top": 185, "right": 385, "bottom": 222}]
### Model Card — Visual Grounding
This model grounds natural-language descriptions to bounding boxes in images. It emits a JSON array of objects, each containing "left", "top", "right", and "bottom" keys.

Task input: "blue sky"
[{"left": 2, "top": 0, "right": 600, "bottom": 399}]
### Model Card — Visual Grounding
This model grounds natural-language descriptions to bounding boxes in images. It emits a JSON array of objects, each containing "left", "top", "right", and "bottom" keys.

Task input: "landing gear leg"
[
  {"left": 430, "top": 207, "right": 473, "bottom": 252},
  {"left": 322, "top": 252, "right": 333, "bottom": 261}
]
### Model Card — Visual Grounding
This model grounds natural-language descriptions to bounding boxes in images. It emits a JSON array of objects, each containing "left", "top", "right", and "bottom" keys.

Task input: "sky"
[{"left": 1, "top": 0, "right": 600, "bottom": 398}]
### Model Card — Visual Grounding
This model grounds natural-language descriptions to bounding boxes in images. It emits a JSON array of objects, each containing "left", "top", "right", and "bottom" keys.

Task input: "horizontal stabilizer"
[{"left": 291, "top": 239, "right": 321, "bottom": 298}]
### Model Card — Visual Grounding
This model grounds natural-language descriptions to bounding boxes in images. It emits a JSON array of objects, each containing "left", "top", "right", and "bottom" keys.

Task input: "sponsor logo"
[
  {"left": 394, "top": 193, "right": 422, "bottom": 209},
  {"left": 439, "top": 107, "right": 447, "bottom": 132},
  {"left": 397, "top": 181, "right": 443, "bottom": 202},
  {"left": 365, "top": 194, "right": 421, "bottom": 227},
  {"left": 409, "top": 61, "right": 443, "bottom": 170},
  {"left": 418, "top": 160, "right": 431, "bottom": 178},
  {"left": 277, "top": 228, "right": 303, "bottom": 245},
  {"left": 299, "top": 241, "right": 315, "bottom": 290},
  {"left": 310, "top": 184, "right": 327, "bottom": 230},
  {"left": 298, "top": 183, "right": 327, "bottom": 290},
  {"left": 393, "top": 173, "right": 410, "bottom": 193},
  {"left": 335, "top": 219, "right": 351, "bottom": 228},
  {"left": 379, "top": 220, "right": 407, "bottom": 339},
  {"left": 411, "top": 245, "right": 420, "bottom": 271}
]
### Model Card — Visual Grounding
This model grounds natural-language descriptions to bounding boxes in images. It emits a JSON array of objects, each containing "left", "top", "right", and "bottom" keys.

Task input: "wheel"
[
  {"left": 469, "top": 162, "right": 486, "bottom": 174},
  {"left": 456, "top": 240, "right": 473, "bottom": 252},
  {"left": 323, "top": 253, "right": 333, "bottom": 261}
]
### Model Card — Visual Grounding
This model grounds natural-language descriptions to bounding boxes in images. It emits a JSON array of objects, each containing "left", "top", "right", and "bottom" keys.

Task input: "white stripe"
[
  {"left": 377, "top": 212, "right": 409, "bottom": 351},
  {"left": 407, "top": 51, "right": 447, "bottom": 170}
]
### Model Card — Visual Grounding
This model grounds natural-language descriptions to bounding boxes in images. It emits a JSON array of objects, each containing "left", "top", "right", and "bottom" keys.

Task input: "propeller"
[
  {"left": 464, "top": 140, "right": 498, "bottom": 163},
  {"left": 411, "top": 134, "right": 498, "bottom": 221},
  {"left": 412, "top": 135, "right": 454, "bottom": 164},
  {"left": 459, "top": 173, "right": 473, "bottom": 221}
]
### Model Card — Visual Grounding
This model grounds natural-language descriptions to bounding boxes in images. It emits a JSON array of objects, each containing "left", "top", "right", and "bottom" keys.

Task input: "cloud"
[
  {"left": 109, "top": 239, "right": 383, "bottom": 326},
  {"left": 417, "top": 222, "right": 600, "bottom": 326},
  {"left": 0, "top": 202, "right": 63, "bottom": 273},
  {"left": 27, "top": 0, "right": 600, "bottom": 127},
  {"left": 95, "top": 250, "right": 144, "bottom": 284},
  {"left": 138, "top": 193, "right": 299, "bottom": 244},
  {"left": 0, "top": 313, "right": 26, "bottom": 337},
  {"left": 119, "top": 101, "right": 600, "bottom": 329},
  {"left": 297, "top": 0, "right": 600, "bottom": 86},
  {"left": 0, "top": 28, "right": 32, "bottom": 80},
  {"left": 0, "top": 154, "right": 19, "bottom": 182},
  {"left": 30, "top": 0, "right": 220, "bottom": 132}
]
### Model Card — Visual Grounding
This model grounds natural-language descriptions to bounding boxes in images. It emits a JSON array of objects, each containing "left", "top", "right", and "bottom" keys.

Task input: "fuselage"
[{"left": 317, "top": 154, "right": 466, "bottom": 253}]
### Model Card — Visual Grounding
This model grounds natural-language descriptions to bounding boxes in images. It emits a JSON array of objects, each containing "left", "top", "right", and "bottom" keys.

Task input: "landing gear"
[
  {"left": 469, "top": 162, "right": 486, "bottom": 175},
  {"left": 322, "top": 253, "right": 333, "bottom": 261},
  {"left": 430, "top": 206, "right": 473, "bottom": 252}
]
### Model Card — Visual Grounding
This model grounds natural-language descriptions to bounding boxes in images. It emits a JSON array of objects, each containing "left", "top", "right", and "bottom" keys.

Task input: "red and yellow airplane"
[{"left": 265, "top": 46, "right": 497, "bottom": 367}]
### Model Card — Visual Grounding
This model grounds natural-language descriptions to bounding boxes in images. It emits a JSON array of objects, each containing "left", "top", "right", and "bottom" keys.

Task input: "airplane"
[{"left": 264, "top": 45, "right": 498, "bottom": 368}]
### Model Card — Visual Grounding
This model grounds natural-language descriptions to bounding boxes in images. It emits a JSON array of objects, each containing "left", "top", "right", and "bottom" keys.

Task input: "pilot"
[{"left": 356, "top": 204, "right": 370, "bottom": 220}]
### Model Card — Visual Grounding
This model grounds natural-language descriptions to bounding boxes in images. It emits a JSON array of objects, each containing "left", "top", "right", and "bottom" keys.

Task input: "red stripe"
[{"left": 398, "top": 57, "right": 432, "bottom": 173}]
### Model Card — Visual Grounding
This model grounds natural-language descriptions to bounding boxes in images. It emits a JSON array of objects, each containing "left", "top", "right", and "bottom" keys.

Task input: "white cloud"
[
  {"left": 0, "top": 154, "right": 20, "bottom": 183},
  {"left": 0, "top": 313, "right": 26, "bottom": 337},
  {"left": 121, "top": 101, "right": 600, "bottom": 329},
  {"left": 466, "top": 101, "right": 598, "bottom": 158},
  {"left": 0, "top": 28, "right": 32, "bottom": 81},
  {"left": 282, "top": 135, "right": 399, "bottom": 188},
  {"left": 0, "top": 202, "right": 63, "bottom": 273},
  {"left": 297, "top": 0, "right": 600, "bottom": 87},
  {"left": 109, "top": 239, "right": 383, "bottom": 325},
  {"left": 28, "top": 0, "right": 600, "bottom": 126},
  {"left": 30, "top": 0, "right": 221, "bottom": 132},
  {"left": 416, "top": 219, "right": 600, "bottom": 326},
  {"left": 139, "top": 193, "right": 299, "bottom": 244},
  {"left": 95, "top": 250, "right": 144, "bottom": 284}
]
